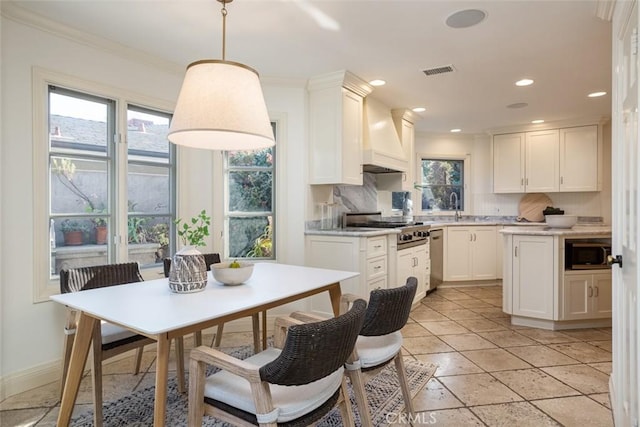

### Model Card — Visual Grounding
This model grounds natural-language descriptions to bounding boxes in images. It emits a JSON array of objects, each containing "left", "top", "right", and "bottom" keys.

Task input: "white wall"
[
  {"left": 0, "top": 14, "right": 308, "bottom": 397},
  {"left": 415, "top": 126, "right": 612, "bottom": 222}
]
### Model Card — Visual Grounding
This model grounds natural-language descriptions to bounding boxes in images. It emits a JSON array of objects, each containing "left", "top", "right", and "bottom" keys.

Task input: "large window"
[
  {"left": 418, "top": 158, "right": 465, "bottom": 212},
  {"left": 224, "top": 123, "right": 276, "bottom": 259},
  {"left": 47, "top": 86, "right": 175, "bottom": 279}
]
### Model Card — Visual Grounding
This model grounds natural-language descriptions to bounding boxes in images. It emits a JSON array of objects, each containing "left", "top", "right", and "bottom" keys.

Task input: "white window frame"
[
  {"left": 33, "top": 68, "right": 176, "bottom": 302},
  {"left": 415, "top": 153, "right": 471, "bottom": 216},
  {"left": 212, "top": 113, "right": 286, "bottom": 262}
]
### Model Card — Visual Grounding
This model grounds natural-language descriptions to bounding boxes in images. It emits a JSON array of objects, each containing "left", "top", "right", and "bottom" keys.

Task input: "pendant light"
[{"left": 168, "top": 0, "right": 274, "bottom": 150}]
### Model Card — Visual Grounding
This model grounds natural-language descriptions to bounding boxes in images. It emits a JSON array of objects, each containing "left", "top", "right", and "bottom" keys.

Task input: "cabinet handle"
[
  {"left": 470, "top": 234, "right": 473, "bottom": 242},
  {"left": 473, "top": 233, "right": 477, "bottom": 242},
  {"left": 374, "top": 245, "right": 382, "bottom": 249},
  {"left": 560, "top": 176, "right": 564, "bottom": 185},
  {"left": 521, "top": 178, "right": 524, "bottom": 186},
  {"left": 515, "top": 246, "right": 518, "bottom": 257},
  {"left": 374, "top": 265, "right": 382, "bottom": 270},
  {"left": 588, "top": 286, "right": 593, "bottom": 297},
  {"left": 526, "top": 178, "right": 529, "bottom": 185},
  {"left": 594, "top": 286, "right": 599, "bottom": 297}
]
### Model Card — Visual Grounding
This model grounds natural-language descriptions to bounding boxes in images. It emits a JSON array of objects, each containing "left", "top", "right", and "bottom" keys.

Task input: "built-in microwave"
[{"left": 565, "top": 242, "right": 611, "bottom": 270}]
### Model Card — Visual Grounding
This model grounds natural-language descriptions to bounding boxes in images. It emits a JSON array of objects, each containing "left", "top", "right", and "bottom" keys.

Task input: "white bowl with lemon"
[{"left": 211, "top": 261, "right": 254, "bottom": 285}]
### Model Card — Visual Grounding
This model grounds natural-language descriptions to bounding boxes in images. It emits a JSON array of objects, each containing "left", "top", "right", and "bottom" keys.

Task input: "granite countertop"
[
  {"left": 304, "top": 228, "right": 400, "bottom": 237},
  {"left": 499, "top": 225, "right": 612, "bottom": 236},
  {"left": 425, "top": 220, "right": 547, "bottom": 228}
]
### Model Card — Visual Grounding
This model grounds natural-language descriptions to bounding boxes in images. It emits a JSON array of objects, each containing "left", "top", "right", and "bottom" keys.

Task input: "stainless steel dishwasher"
[{"left": 430, "top": 228, "right": 443, "bottom": 289}]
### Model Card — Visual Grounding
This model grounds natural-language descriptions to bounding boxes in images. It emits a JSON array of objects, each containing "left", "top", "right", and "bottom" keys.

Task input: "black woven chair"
[
  {"left": 59, "top": 262, "right": 185, "bottom": 427},
  {"left": 291, "top": 276, "right": 418, "bottom": 424},
  {"left": 164, "top": 254, "right": 267, "bottom": 353},
  {"left": 188, "top": 298, "right": 367, "bottom": 427}
]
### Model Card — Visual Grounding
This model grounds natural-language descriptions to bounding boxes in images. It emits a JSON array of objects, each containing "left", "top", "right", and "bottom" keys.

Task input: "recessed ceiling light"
[
  {"left": 531, "top": 119, "right": 544, "bottom": 124},
  {"left": 507, "top": 102, "right": 528, "bottom": 109},
  {"left": 515, "top": 79, "right": 534, "bottom": 86},
  {"left": 412, "top": 107, "right": 426, "bottom": 113},
  {"left": 369, "top": 79, "right": 386, "bottom": 87},
  {"left": 450, "top": 128, "right": 462, "bottom": 133},
  {"left": 446, "top": 9, "right": 487, "bottom": 28},
  {"left": 588, "top": 91, "right": 607, "bottom": 97}
]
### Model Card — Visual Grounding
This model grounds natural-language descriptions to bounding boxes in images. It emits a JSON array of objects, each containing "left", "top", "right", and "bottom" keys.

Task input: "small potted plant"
[
  {"left": 168, "top": 210, "right": 211, "bottom": 293},
  {"left": 60, "top": 219, "right": 88, "bottom": 246}
]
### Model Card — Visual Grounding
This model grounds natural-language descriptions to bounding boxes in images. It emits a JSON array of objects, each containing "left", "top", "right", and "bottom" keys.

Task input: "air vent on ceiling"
[{"left": 422, "top": 65, "right": 456, "bottom": 76}]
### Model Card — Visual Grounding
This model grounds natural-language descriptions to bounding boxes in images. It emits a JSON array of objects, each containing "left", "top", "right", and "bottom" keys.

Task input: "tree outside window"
[
  {"left": 419, "top": 159, "right": 464, "bottom": 211},
  {"left": 226, "top": 125, "right": 275, "bottom": 259}
]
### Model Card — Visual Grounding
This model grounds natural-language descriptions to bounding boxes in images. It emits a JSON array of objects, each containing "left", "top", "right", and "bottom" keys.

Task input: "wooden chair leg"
[
  {"left": 214, "top": 323, "right": 225, "bottom": 347},
  {"left": 133, "top": 346, "right": 144, "bottom": 375},
  {"left": 337, "top": 376, "right": 355, "bottom": 426},
  {"left": 187, "top": 358, "right": 206, "bottom": 427},
  {"left": 60, "top": 330, "right": 75, "bottom": 398},
  {"left": 175, "top": 337, "right": 186, "bottom": 393},
  {"left": 346, "top": 366, "right": 372, "bottom": 426},
  {"left": 194, "top": 331, "right": 202, "bottom": 347},
  {"left": 251, "top": 313, "right": 261, "bottom": 353},
  {"left": 394, "top": 351, "right": 414, "bottom": 417},
  {"left": 261, "top": 310, "right": 268, "bottom": 349},
  {"left": 91, "top": 321, "right": 104, "bottom": 427}
]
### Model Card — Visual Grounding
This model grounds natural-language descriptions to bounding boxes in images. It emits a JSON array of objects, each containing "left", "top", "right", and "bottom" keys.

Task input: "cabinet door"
[
  {"left": 414, "top": 246, "right": 428, "bottom": 302},
  {"left": 341, "top": 89, "right": 364, "bottom": 185},
  {"left": 525, "top": 129, "right": 559, "bottom": 192},
  {"left": 493, "top": 133, "right": 525, "bottom": 193},
  {"left": 445, "top": 227, "right": 472, "bottom": 281},
  {"left": 513, "top": 236, "right": 555, "bottom": 319},
  {"left": 559, "top": 125, "right": 598, "bottom": 192},
  {"left": 396, "top": 249, "right": 415, "bottom": 289},
  {"left": 562, "top": 273, "right": 592, "bottom": 320},
  {"left": 592, "top": 272, "right": 612, "bottom": 318},
  {"left": 471, "top": 226, "right": 497, "bottom": 280}
]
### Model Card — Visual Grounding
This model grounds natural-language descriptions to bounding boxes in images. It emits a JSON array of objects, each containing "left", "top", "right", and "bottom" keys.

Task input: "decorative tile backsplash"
[{"left": 333, "top": 173, "right": 377, "bottom": 213}]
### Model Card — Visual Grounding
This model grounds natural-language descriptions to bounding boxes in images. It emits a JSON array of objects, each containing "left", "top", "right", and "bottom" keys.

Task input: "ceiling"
[{"left": 4, "top": 0, "right": 613, "bottom": 135}]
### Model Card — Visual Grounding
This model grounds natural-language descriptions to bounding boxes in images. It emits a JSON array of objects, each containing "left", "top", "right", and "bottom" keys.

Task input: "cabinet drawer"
[
  {"left": 367, "top": 256, "right": 387, "bottom": 279},
  {"left": 367, "top": 236, "right": 387, "bottom": 258},
  {"left": 368, "top": 277, "right": 387, "bottom": 293}
]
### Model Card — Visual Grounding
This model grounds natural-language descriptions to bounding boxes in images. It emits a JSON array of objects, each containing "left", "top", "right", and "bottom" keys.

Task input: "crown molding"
[{"left": 595, "top": 0, "right": 615, "bottom": 21}]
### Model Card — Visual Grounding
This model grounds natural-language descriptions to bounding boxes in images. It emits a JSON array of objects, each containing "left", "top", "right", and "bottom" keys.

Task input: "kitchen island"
[{"left": 500, "top": 225, "right": 612, "bottom": 330}]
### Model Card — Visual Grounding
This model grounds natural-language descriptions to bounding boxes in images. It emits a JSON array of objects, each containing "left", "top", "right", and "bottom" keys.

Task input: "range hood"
[{"left": 362, "top": 97, "right": 408, "bottom": 174}]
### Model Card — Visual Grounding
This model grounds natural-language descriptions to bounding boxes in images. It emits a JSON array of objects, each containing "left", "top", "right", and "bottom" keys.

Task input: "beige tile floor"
[{"left": 1, "top": 283, "right": 614, "bottom": 426}]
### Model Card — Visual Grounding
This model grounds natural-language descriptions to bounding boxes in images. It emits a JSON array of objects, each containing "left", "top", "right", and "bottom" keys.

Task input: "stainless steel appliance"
[
  {"left": 565, "top": 241, "right": 612, "bottom": 270},
  {"left": 430, "top": 228, "right": 443, "bottom": 289},
  {"left": 343, "top": 211, "right": 430, "bottom": 249}
]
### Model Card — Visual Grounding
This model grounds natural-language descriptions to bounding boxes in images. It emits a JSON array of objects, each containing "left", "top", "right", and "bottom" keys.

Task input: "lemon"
[{"left": 229, "top": 260, "right": 241, "bottom": 269}]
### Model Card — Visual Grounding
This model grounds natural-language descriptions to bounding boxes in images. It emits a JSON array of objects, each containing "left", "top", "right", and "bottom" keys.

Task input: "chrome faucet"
[{"left": 450, "top": 192, "right": 462, "bottom": 221}]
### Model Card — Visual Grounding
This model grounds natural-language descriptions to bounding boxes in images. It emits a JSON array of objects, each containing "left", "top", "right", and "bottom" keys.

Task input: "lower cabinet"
[
  {"left": 511, "top": 235, "right": 555, "bottom": 320},
  {"left": 444, "top": 226, "right": 497, "bottom": 281},
  {"left": 562, "top": 271, "right": 612, "bottom": 320},
  {"left": 305, "top": 234, "right": 391, "bottom": 314},
  {"left": 396, "top": 243, "right": 428, "bottom": 304}
]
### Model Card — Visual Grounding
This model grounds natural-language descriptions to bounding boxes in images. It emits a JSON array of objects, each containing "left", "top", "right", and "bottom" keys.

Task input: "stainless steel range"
[{"left": 343, "top": 212, "right": 431, "bottom": 249}]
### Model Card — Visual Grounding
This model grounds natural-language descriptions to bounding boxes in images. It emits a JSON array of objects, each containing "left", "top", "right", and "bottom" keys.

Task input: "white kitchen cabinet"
[
  {"left": 496, "top": 226, "right": 504, "bottom": 280},
  {"left": 493, "top": 133, "right": 525, "bottom": 193},
  {"left": 559, "top": 125, "right": 599, "bottom": 191},
  {"left": 393, "top": 110, "right": 417, "bottom": 192},
  {"left": 444, "top": 226, "right": 497, "bottom": 281},
  {"left": 396, "top": 243, "right": 428, "bottom": 304},
  {"left": 308, "top": 71, "right": 373, "bottom": 185},
  {"left": 305, "top": 234, "right": 391, "bottom": 314},
  {"left": 493, "top": 125, "right": 599, "bottom": 194},
  {"left": 511, "top": 235, "right": 556, "bottom": 320},
  {"left": 562, "top": 271, "right": 612, "bottom": 320},
  {"left": 525, "top": 129, "right": 560, "bottom": 192}
]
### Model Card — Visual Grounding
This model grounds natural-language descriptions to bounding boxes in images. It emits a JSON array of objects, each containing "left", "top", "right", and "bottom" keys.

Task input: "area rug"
[{"left": 71, "top": 345, "right": 435, "bottom": 427}]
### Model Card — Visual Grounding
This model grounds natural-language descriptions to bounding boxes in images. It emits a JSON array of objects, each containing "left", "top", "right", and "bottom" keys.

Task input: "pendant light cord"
[{"left": 221, "top": 1, "right": 227, "bottom": 61}]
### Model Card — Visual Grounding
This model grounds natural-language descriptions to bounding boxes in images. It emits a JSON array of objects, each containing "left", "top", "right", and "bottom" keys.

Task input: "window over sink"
[{"left": 417, "top": 156, "right": 468, "bottom": 213}]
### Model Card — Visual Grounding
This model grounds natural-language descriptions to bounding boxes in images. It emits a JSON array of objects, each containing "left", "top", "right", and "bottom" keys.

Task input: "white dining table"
[{"left": 51, "top": 262, "right": 359, "bottom": 427}]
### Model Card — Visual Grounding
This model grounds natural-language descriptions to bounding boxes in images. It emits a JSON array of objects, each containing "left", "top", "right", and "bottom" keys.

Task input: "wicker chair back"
[
  {"left": 60, "top": 262, "right": 143, "bottom": 294},
  {"left": 360, "top": 276, "right": 417, "bottom": 337},
  {"left": 259, "top": 298, "right": 367, "bottom": 386},
  {"left": 162, "top": 253, "right": 221, "bottom": 278}
]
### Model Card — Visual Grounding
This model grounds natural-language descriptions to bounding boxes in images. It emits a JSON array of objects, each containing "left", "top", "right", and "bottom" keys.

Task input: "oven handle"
[{"left": 397, "top": 239, "right": 428, "bottom": 250}]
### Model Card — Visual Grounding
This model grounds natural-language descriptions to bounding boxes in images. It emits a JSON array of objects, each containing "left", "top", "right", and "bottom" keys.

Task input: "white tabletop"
[{"left": 50, "top": 263, "right": 358, "bottom": 335}]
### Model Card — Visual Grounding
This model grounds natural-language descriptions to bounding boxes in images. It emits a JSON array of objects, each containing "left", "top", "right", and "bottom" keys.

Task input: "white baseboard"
[{"left": 0, "top": 316, "right": 265, "bottom": 400}]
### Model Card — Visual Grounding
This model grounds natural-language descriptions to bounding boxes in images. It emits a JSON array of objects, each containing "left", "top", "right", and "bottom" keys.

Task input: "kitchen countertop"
[
  {"left": 499, "top": 225, "right": 612, "bottom": 236},
  {"left": 305, "top": 228, "right": 400, "bottom": 237}
]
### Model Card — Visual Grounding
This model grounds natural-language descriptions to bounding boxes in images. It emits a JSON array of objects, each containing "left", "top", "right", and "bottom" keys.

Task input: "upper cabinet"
[
  {"left": 392, "top": 109, "right": 417, "bottom": 192},
  {"left": 493, "top": 125, "right": 600, "bottom": 193},
  {"left": 308, "top": 71, "right": 373, "bottom": 185}
]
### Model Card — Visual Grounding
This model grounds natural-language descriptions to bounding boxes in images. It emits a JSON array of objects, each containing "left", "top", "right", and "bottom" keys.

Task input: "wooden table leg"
[
  {"left": 261, "top": 310, "right": 268, "bottom": 349},
  {"left": 57, "top": 313, "right": 96, "bottom": 427},
  {"left": 154, "top": 333, "right": 170, "bottom": 427},
  {"left": 328, "top": 282, "right": 342, "bottom": 317}
]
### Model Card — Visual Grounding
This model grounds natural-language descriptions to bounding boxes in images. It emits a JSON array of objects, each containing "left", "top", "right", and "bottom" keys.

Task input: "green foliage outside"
[
  {"left": 419, "top": 159, "right": 464, "bottom": 211},
  {"left": 174, "top": 210, "right": 211, "bottom": 247}
]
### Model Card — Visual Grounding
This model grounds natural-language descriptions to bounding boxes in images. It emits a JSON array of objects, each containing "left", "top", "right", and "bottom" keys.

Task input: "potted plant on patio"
[
  {"left": 168, "top": 210, "right": 211, "bottom": 293},
  {"left": 60, "top": 219, "right": 88, "bottom": 246}
]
